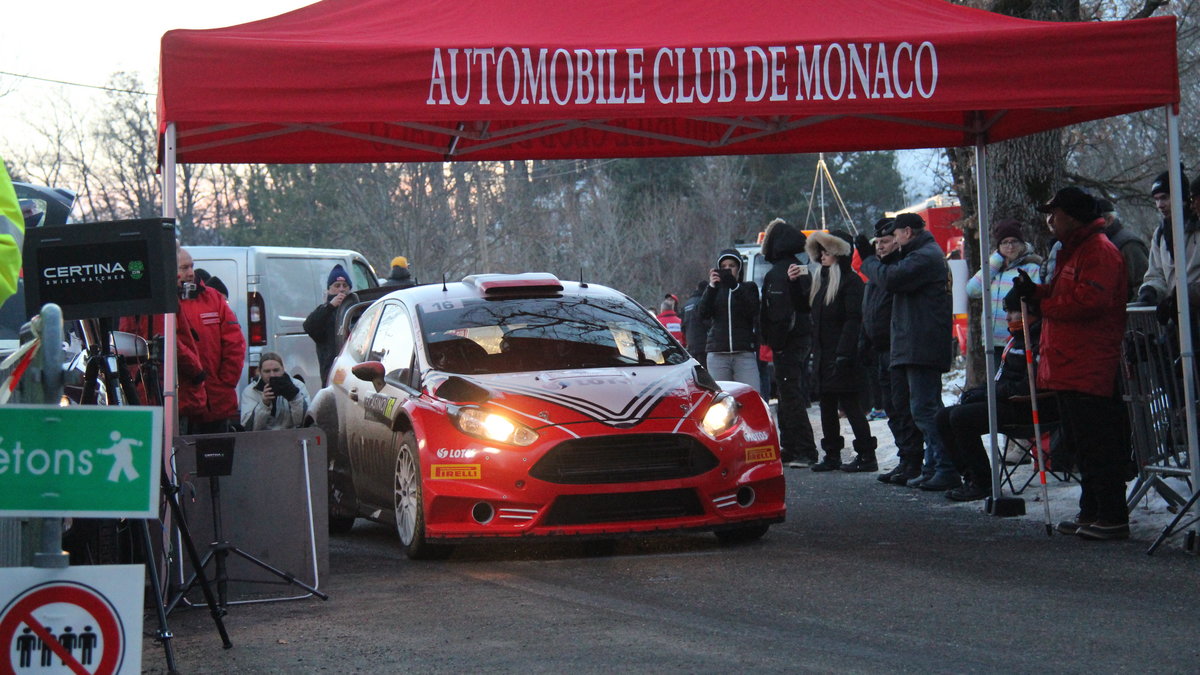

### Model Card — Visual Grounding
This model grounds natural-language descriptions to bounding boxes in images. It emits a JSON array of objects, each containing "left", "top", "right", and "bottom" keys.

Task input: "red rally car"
[{"left": 308, "top": 273, "right": 785, "bottom": 558}]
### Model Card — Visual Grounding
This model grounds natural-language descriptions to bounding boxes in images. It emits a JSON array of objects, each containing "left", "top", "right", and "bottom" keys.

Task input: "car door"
[
  {"left": 354, "top": 302, "right": 418, "bottom": 506},
  {"left": 335, "top": 301, "right": 384, "bottom": 503}
]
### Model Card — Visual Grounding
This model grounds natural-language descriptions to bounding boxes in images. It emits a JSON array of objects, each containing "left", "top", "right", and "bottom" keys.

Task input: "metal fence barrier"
[{"left": 1121, "top": 306, "right": 1198, "bottom": 550}]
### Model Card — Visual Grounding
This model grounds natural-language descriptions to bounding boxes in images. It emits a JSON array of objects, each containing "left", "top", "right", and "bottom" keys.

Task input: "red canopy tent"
[
  {"left": 157, "top": 0, "right": 1196, "bottom": 522},
  {"left": 158, "top": 0, "right": 1178, "bottom": 164}
]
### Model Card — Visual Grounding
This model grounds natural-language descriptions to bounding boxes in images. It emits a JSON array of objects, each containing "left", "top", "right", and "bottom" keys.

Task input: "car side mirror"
[{"left": 351, "top": 361, "right": 386, "bottom": 391}]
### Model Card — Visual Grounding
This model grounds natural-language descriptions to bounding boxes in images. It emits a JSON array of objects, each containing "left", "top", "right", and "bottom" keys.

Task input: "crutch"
[{"left": 1020, "top": 298, "right": 1054, "bottom": 536}]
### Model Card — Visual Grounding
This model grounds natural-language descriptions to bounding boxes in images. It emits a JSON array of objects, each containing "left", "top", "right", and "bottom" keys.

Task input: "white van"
[{"left": 185, "top": 246, "right": 379, "bottom": 398}]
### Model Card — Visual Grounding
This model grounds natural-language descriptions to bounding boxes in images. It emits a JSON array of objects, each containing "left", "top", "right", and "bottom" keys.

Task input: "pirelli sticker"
[
  {"left": 745, "top": 446, "right": 778, "bottom": 463},
  {"left": 431, "top": 464, "right": 482, "bottom": 480}
]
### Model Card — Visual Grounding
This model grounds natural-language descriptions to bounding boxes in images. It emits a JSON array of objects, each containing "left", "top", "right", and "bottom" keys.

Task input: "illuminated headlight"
[
  {"left": 701, "top": 393, "right": 741, "bottom": 438},
  {"left": 452, "top": 407, "right": 538, "bottom": 447}
]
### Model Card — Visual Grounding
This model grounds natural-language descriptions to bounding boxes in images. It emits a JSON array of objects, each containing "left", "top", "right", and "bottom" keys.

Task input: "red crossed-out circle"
[{"left": 0, "top": 582, "right": 124, "bottom": 675}]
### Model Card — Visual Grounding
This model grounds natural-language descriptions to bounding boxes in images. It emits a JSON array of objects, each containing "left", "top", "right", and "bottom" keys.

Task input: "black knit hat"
[{"left": 1151, "top": 164, "right": 1189, "bottom": 197}]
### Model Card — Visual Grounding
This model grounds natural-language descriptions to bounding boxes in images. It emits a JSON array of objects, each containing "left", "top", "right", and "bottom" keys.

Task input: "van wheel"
[{"left": 393, "top": 431, "right": 451, "bottom": 560}]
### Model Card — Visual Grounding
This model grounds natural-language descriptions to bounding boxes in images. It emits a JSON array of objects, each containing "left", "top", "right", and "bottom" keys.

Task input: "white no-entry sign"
[{"left": 0, "top": 565, "right": 143, "bottom": 675}]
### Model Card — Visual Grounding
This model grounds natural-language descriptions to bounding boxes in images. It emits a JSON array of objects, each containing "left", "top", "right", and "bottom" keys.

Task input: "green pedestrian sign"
[{"left": 0, "top": 405, "right": 162, "bottom": 518}]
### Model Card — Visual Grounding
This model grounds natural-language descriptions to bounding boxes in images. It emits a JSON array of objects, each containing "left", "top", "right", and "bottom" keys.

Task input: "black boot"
[
  {"left": 812, "top": 437, "right": 843, "bottom": 472},
  {"left": 841, "top": 437, "right": 878, "bottom": 472},
  {"left": 889, "top": 459, "right": 924, "bottom": 485}
]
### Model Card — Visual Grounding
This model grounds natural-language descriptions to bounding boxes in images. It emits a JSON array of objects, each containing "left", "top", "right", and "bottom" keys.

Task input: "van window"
[
  {"left": 351, "top": 261, "right": 377, "bottom": 290},
  {"left": 266, "top": 257, "right": 354, "bottom": 333}
]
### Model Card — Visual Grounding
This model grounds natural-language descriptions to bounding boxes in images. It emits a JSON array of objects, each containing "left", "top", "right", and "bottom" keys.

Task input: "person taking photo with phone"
[
  {"left": 241, "top": 352, "right": 309, "bottom": 431},
  {"left": 699, "top": 249, "right": 760, "bottom": 388}
]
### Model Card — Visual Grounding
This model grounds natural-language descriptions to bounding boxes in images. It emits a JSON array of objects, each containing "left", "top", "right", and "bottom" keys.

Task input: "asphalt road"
[{"left": 144, "top": 468, "right": 1200, "bottom": 673}]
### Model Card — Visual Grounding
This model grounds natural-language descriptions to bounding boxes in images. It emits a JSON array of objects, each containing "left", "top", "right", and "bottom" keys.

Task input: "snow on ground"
[{"left": 787, "top": 365, "right": 1197, "bottom": 552}]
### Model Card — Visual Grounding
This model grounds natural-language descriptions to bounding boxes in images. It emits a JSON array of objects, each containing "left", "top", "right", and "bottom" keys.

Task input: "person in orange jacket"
[{"left": 177, "top": 248, "right": 246, "bottom": 433}]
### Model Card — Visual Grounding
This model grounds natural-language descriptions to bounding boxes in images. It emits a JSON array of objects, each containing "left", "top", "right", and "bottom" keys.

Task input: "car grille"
[
  {"left": 542, "top": 489, "right": 704, "bottom": 526},
  {"left": 529, "top": 434, "right": 718, "bottom": 485}
]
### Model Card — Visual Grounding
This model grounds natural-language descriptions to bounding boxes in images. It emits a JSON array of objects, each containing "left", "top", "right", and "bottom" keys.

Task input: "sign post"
[
  {"left": 0, "top": 565, "right": 144, "bottom": 675},
  {"left": 0, "top": 405, "right": 162, "bottom": 519}
]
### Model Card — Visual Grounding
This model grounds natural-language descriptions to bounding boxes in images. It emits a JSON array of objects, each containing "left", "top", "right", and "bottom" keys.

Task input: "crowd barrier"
[{"left": 1121, "top": 306, "right": 1198, "bottom": 520}]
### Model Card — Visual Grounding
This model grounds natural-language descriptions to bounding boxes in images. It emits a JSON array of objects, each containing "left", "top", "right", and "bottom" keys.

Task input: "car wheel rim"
[{"left": 394, "top": 441, "right": 418, "bottom": 546}]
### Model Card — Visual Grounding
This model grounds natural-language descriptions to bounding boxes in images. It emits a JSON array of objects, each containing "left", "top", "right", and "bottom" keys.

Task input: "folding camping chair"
[{"left": 997, "top": 421, "right": 1076, "bottom": 495}]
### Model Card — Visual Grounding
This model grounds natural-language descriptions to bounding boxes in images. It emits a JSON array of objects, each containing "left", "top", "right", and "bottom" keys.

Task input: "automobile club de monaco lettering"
[{"left": 427, "top": 42, "right": 939, "bottom": 107}]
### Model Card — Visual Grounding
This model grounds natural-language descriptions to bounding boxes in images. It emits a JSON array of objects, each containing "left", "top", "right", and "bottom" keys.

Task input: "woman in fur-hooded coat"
[{"left": 806, "top": 230, "right": 877, "bottom": 472}]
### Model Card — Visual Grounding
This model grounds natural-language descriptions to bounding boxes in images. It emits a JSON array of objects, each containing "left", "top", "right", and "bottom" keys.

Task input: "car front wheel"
[{"left": 393, "top": 431, "right": 450, "bottom": 560}]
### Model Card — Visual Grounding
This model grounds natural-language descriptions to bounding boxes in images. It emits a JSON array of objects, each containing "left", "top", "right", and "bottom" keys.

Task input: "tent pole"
[
  {"left": 1164, "top": 107, "right": 1200, "bottom": 549},
  {"left": 162, "top": 124, "right": 178, "bottom": 464},
  {"left": 975, "top": 136, "right": 1004, "bottom": 512}
]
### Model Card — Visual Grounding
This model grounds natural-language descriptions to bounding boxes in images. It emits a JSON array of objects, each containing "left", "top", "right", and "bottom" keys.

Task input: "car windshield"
[{"left": 418, "top": 295, "right": 691, "bottom": 374}]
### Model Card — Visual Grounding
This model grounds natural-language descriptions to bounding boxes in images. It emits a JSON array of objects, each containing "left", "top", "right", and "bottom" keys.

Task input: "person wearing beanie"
[
  {"left": 861, "top": 217, "right": 926, "bottom": 485},
  {"left": 1005, "top": 186, "right": 1130, "bottom": 540},
  {"left": 758, "top": 218, "right": 818, "bottom": 468},
  {"left": 805, "top": 230, "right": 876, "bottom": 473},
  {"left": 699, "top": 249, "right": 760, "bottom": 388},
  {"left": 304, "top": 263, "right": 355, "bottom": 385},
  {"left": 383, "top": 255, "right": 416, "bottom": 289},
  {"left": 965, "top": 218, "right": 1042, "bottom": 360},
  {"left": 856, "top": 211, "right": 959, "bottom": 491},
  {"left": 1138, "top": 171, "right": 1200, "bottom": 320}
]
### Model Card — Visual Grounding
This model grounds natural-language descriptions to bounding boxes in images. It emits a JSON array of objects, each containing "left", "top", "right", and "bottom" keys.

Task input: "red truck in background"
[{"left": 888, "top": 195, "right": 968, "bottom": 357}]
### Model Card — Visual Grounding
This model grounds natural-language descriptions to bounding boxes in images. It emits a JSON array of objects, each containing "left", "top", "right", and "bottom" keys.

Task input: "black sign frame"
[{"left": 23, "top": 219, "right": 179, "bottom": 321}]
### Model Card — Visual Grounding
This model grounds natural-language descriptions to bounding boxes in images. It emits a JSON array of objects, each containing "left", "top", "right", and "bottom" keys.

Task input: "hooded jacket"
[
  {"left": 179, "top": 281, "right": 246, "bottom": 421},
  {"left": 759, "top": 219, "right": 812, "bottom": 351},
  {"left": 859, "top": 228, "right": 952, "bottom": 372},
  {"left": 806, "top": 231, "right": 866, "bottom": 393},
  {"left": 966, "top": 244, "right": 1043, "bottom": 346},
  {"left": 383, "top": 265, "right": 416, "bottom": 288},
  {"left": 1034, "top": 221, "right": 1127, "bottom": 397},
  {"left": 699, "top": 249, "right": 759, "bottom": 353}
]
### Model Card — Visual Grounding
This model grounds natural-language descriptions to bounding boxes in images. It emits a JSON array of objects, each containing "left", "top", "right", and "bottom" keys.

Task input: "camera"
[{"left": 718, "top": 267, "right": 737, "bottom": 288}]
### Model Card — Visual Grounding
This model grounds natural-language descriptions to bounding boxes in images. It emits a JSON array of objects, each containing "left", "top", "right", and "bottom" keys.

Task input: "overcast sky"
[
  {"left": 1, "top": 0, "right": 312, "bottom": 151},
  {"left": 0, "top": 0, "right": 939, "bottom": 200}
]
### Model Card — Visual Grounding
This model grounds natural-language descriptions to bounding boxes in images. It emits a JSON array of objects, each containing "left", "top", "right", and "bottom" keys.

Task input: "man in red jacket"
[
  {"left": 178, "top": 248, "right": 246, "bottom": 433},
  {"left": 1007, "top": 187, "right": 1130, "bottom": 540}
]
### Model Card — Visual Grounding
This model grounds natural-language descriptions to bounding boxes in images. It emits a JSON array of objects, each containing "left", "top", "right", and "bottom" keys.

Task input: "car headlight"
[
  {"left": 451, "top": 407, "right": 539, "bottom": 446},
  {"left": 701, "top": 393, "right": 741, "bottom": 438}
]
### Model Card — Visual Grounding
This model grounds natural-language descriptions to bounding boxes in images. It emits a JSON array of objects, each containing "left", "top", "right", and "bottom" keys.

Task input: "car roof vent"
[{"left": 463, "top": 273, "right": 564, "bottom": 296}]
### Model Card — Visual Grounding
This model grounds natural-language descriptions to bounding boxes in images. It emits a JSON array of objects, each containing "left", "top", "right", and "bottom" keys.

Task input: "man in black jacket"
[
  {"left": 857, "top": 213, "right": 959, "bottom": 491},
  {"left": 304, "top": 264, "right": 353, "bottom": 386},
  {"left": 759, "top": 219, "right": 818, "bottom": 467},
  {"left": 862, "top": 218, "right": 925, "bottom": 484}
]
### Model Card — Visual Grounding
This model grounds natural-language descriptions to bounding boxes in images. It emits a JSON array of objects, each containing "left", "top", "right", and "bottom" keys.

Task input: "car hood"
[{"left": 429, "top": 363, "right": 712, "bottom": 428}]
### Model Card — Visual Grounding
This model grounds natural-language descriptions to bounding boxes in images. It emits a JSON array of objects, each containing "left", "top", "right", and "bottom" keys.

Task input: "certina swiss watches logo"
[
  {"left": 42, "top": 259, "right": 143, "bottom": 285},
  {"left": 431, "top": 464, "right": 482, "bottom": 479}
]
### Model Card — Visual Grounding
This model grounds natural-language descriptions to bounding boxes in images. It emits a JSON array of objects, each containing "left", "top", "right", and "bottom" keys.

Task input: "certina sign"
[
  {"left": 427, "top": 42, "right": 938, "bottom": 107},
  {"left": 42, "top": 261, "right": 143, "bottom": 283}
]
